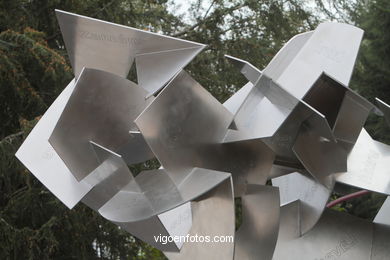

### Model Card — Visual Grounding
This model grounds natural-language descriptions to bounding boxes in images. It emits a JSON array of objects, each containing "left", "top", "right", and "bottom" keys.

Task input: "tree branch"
[
  {"left": 0, "top": 131, "right": 24, "bottom": 145},
  {"left": 172, "top": 3, "right": 246, "bottom": 38},
  {"left": 45, "top": 0, "right": 117, "bottom": 42}
]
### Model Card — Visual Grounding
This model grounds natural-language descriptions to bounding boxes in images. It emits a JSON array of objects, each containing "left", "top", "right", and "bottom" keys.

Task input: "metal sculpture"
[{"left": 15, "top": 9, "right": 390, "bottom": 259}]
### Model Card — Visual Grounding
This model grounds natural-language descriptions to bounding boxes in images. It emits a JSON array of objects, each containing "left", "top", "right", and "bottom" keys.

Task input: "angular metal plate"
[
  {"left": 15, "top": 79, "right": 91, "bottom": 209},
  {"left": 49, "top": 68, "right": 152, "bottom": 180},
  {"left": 56, "top": 9, "right": 205, "bottom": 95}
]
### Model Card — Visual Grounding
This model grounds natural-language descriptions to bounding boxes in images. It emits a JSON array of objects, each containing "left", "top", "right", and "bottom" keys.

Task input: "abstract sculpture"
[{"left": 15, "top": 10, "right": 390, "bottom": 259}]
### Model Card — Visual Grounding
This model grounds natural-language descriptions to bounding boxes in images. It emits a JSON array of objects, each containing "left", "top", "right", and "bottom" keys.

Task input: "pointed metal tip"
[{"left": 375, "top": 97, "right": 388, "bottom": 116}]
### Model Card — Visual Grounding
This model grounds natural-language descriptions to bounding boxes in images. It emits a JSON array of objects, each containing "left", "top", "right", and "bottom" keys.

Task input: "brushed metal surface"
[
  {"left": 374, "top": 197, "right": 390, "bottom": 226},
  {"left": 135, "top": 70, "right": 274, "bottom": 195},
  {"left": 164, "top": 179, "right": 235, "bottom": 259},
  {"left": 234, "top": 185, "right": 280, "bottom": 260},
  {"left": 15, "top": 14, "right": 390, "bottom": 259},
  {"left": 55, "top": 10, "right": 205, "bottom": 95},
  {"left": 335, "top": 129, "right": 390, "bottom": 195},
  {"left": 49, "top": 68, "right": 152, "bottom": 181},
  {"left": 224, "top": 55, "right": 262, "bottom": 84},
  {"left": 15, "top": 79, "right": 91, "bottom": 209},
  {"left": 273, "top": 209, "right": 373, "bottom": 260},
  {"left": 272, "top": 172, "right": 333, "bottom": 234}
]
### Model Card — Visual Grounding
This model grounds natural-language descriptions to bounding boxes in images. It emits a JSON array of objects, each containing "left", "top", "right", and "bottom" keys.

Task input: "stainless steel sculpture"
[{"left": 15, "top": 10, "right": 390, "bottom": 259}]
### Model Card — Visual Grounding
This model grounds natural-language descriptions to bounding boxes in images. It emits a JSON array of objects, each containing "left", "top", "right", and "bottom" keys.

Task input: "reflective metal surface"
[
  {"left": 335, "top": 129, "right": 390, "bottom": 195},
  {"left": 84, "top": 142, "right": 233, "bottom": 252},
  {"left": 99, "top": 166, "right": 232, "bottom": 251},
  {"left": 110, "top": 203, "right": 193, "bottom": 252},
  {"left": 376, "top": 98, "right": 390, "bottom": 126},
  {"left": 374, "top": 197, "right": 390, "bottom": 225},
  {"left": 164, "top": 179, "right": 235, "bottom": 259},
  {"left": 228, "top": 22, "right": 363, "bottom": 141},
  {"left": 135, "top": 70, "right": 274, "bottom": 195},
  {"left": 371, "top": 195, "right": 390, "bottom": 259},
  {"left": 224, "top": 55, "right": 262, "bottom": 84},
  {"left": 333, "top": 90, "right": 374, "bottom": 145},
  {"left": 276, "top": 200, "right": 301, "bottom": 243},
  {"left": 272, "top": 172, "right": 333, "bottom": 234},
  {"left": 15, "top": 79, "right": 91, "bottom": 208},
  {"left": 98, "top": 167, "right": 231, "bottom": 223},
  {"left": 223, "top": 81, "right": 254, "bottom": 117},
  {"left": 49, "top": 68, "right": 152, "bottom": 180},
  {"left": 273, "top": 209, "right": 373, "bottom": 260},
  {"left": 371, "top": 223, "right": 390, "bottom": 260},
  {"left": 292, "top": 125, "right": 346, "bottom": 187},
  {"left": 269, "top": 22, "right": 363, "bottom": 99},
  {"left": 234, "top": 185, "right": 280, "bottom": 260},
  {"left": 135, "top": 70, "right": 233, "bottom": 184},
  {"left": 81, "top": 141, "right": 135, "bottom": 211},
  {"left": 15, "top": 12, "right": 390, "bottom": 259},
  {"left": 55, "top": 10, "right": 205, "bottom": 95}
]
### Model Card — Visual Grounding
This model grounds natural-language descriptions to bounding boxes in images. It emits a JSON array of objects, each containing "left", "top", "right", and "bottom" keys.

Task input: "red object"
[{"left": 326, "top": 190, "right": 370, "bottom": 208}]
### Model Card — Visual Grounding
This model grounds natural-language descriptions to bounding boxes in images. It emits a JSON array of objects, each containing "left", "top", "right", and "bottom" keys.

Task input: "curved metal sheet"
[
  {"left": 228, "top": 23, "right": 363, "bottom": 147},
  {"left": 80, "top": 142, "right": 233, "bottom": 252},
  {"left": 224, "top": 75, "right": 344, "bottom": 186},
  {"left": 15, "top": 79, "right": 92, "bottom": 209},
  {"left": 371, "top": 223, "right": 390, "bottom": 260},
  {"left": 16, "top": 17, "right": 386, "bottom": 260},
  {"left": 49, "top": 68, "right": 152, "bottom": 181},
  {"left": 272, "top": 172, "right": 333, "bottom": 234},
  {"left": 273, "top": 209, "right": 373, "bottom": 260},
  {"left": 234, "top": 185, "right": 280, "bottom": 260},
  {"left": 276, "top": 200, "right": 301, "bottom": 243},
  {"left": 164, "top": 178, "right": 235, "bottom": 259},
  {"left": 158, "top": 202, "right": 192, "bottom": 250},
  {"left": 119, "top": 203, "right": 193, "bottom": 252},
  {"left": 292, "top": 125, "right": 347, "bottom": 187},
  {"left": 98, "top": 167, "right": 231, "bottom": 223},
  {"left": 335, "top": 129, "right": 390, "bottom": 195},
  {"left": 135, "top": 69, "right": 233, "bottom": 184},
  {"left": 263, "top": 31, "right": 313, "bottom": 80},
  {"left": 135, "top": 70, "right": 274, "bottom": 195}
]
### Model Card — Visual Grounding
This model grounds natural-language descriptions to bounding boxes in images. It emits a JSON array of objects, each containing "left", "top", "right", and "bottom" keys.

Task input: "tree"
[
  {"left": 351, "top": 0, "right": 390, "bottom": 143},
  {"left": 0, "top": 28, "right": 72, "bottom": 138},
  {"left": 181, "top": 0, "right": 318, "bottom": 101},
  {"left": 313, "top": 0, "right": 390, "bottom": 219},
  {"left": 1, "top": 0, "right": 354, "bottom": 259}
]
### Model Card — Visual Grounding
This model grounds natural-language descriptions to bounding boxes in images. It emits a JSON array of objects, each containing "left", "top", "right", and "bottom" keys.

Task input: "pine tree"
[
  {"left": 0, "top": 1, "right": 336, "bottom": 258},
  {"left": 0, "top": 28, "right": 165, "bottom": 259},
  {"left": 352, "top": 0, "right": 390, "bottom": 143}
]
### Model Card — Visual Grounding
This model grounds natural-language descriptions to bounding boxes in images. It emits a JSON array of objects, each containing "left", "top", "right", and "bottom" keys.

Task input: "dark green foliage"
[
  {"left": 182, "top": 0, "right": 318, "bottom": 102},
  {"left": 0, "top": 120, "right": 166, "bottom": 259},
  {"left": 0, "top": 28, "right": 72, "bottom": 138},
  {"left": 323, "top": 0, "right": 390, "bottom": 217},
  {"left": 329, "top": 185, "right": 387, "bottom": 220},
  {"left": 351, "top": 0, "right": 390, "bottom": 143},
  {"left": 350, "top": 0, "right": 390, "bottom": 217},
  {"left": 1, "top": 0, "right": 389, "bottom": 258}
]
